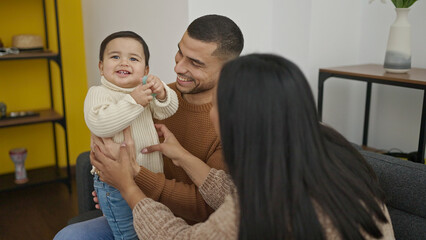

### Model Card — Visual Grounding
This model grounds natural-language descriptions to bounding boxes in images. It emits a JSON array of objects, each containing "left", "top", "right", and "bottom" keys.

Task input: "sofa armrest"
[
  {"left": 76, "top": 151, "right": 96, "bottom": 214},
  {"left": 359, "top": 150, "right": 426, "bottom": 239},
  {"left": 360, "top": 150, "right": 426, "bottom": 218}
]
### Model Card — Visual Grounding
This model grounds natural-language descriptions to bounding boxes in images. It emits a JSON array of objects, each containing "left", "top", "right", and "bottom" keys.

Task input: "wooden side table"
[{"left": 318, "top": 64, "right": 426, "bottom": 163}]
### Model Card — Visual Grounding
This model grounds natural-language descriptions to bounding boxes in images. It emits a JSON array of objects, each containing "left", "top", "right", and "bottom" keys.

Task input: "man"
[
  {"left": 54, "top": 14, "right": 243, "bottom": 239},
  {"left": 132, "top": 14, "right": 244, "bottom": 224}
]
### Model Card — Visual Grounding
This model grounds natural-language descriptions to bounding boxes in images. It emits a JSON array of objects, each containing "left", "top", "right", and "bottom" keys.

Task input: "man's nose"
[{"left": 174, "top": 57, "right": 187, "bottom": 74}]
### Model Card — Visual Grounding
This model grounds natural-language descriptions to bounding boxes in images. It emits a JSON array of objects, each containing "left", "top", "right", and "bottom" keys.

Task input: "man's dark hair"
[
  {"left": 99, "top": 31, "right": 150, "bottom": 66},
  {"left": 187, "top": 14, "right": 244, "bottom": 59}
]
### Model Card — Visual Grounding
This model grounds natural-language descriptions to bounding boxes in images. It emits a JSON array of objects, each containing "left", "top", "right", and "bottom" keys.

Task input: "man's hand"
[
  {"left": 142, "top": 124, "right": 190, "bottom": 167},
  {"left": 146, "top": 75, "right": 166, "bottom": 101},
  {"left": 130, "top": 80, "right": 154, "bottom": 106},
  {"left": 143, "top": 124, "right": 212, "bottom": 187}
]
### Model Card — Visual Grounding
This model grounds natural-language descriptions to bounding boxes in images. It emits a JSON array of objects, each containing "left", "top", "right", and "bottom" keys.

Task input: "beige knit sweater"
[
  {"left": 84, "top": 76, "right": 178, "bottom": 173},
  {"left": 133, "top": 168, "right": 238, "bottom": 239},
  {"left": 132, "top": 169, "right": 395, "bottom": 240}
]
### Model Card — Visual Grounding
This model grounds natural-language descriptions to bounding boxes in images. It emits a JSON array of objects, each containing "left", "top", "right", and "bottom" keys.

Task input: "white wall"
[
  {"left": 308, "top": 0, "right": 365, "bottom": 143},
  {"left": 81, "top": 0, "right": 426, "bottom": 157},
  {"left": 188, "top": 0, "right": 313, "bottom": 74}
]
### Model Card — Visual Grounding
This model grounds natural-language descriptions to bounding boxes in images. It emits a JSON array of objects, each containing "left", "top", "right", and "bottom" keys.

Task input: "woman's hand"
[
  {"left": 142, "top": 124, "right": 190, "bottom": 167},
  {"left": 91, "top": 135, "right": 119, "bottom": 160},
  {"left": 91, "top": 127, "right": 138, "bottom": 190},
  {"left": 91, "top": 146, "right": 134, "bottom": 192},
  {"left": 91, "top": 132, "right": 146, "bottom": 209},
  {"left": 91, "top": 127, "right": 140, "bottom": 178},
  {"left": 92, "top": 191, "right": 100, "bottom": 209}
]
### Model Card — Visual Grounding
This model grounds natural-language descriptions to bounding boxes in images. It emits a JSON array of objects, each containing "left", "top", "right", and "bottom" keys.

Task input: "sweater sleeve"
[
  {"left": 132, "top": 194, "right": 238, "bottom": 240},
  {"left": 84, "top": 86, "right": 144, "bottom": 137},
  {"left": 198, "top": 168, "right": 235, "bottom": 210},
  {"left": 150, "top": 81, "right": 179, "bottom": 120},
  {"left": 134, "top": 147, "right": 224, "bottom": 223}
]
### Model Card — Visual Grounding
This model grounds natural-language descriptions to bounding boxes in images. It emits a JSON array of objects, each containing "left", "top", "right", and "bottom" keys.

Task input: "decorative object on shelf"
[
  {"left": 0, "top": 38, "right": 3, "bottom": 48},
  {"left": 9, "top": 148, "right": 29, "bottom": 184},
  {"left": 0, "top": 102, "right": 6, "bottom": 118},
  {"left": 8, "top": 111, "right": 39, "bottom": 118},
  {"left": 370, "top": 0, "right": 418, "bottom": 73},
  {"left": 0, "top": 108, "right": 40, "bottom": 121},
  {"left": 12, "top": 34, "right": 43, "bottom": 51},
  {"left": 0, "top": 47, "right": 19, "bottom": 57}
]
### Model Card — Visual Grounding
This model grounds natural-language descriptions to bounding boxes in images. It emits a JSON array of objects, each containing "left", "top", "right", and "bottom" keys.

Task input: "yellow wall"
[{"left": 0, "top": 0, "right": 90, "bottom": 174}]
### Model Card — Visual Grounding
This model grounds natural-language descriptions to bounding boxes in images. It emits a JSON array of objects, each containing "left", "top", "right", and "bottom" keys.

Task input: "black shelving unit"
[{"left": 0, "top": 0, "right": 71, "bottom": 192}]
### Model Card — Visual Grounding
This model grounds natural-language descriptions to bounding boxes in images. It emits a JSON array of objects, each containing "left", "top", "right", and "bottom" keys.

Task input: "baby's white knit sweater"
[{"left": 84, "top": 76, "right": 178, "bottom": 173}]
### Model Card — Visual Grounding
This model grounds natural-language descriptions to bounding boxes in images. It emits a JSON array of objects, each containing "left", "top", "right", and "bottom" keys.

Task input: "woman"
[{"left": 91, "top": 53, "right": 395, "bottom": 239}]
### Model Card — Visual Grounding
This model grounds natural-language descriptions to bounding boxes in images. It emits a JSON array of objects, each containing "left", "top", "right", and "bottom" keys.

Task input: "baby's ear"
[
  {"left": 98, "top": 61, "right": 104, "bottom": 75},
  {"left": 144, "top": 66, "right": 150, "bottom": 76}
]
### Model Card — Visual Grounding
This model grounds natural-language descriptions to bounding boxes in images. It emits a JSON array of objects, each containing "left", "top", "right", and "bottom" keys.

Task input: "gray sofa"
[
  {"left": 69, "top": 150, "right": 426, "bottom": 239},
  {"left": 359, "top": 150, "right": 426, "bottom": 240}
]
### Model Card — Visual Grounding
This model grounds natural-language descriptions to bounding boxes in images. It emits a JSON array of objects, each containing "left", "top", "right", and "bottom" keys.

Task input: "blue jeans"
[
  {"left": 93, "top": 174, "right": 138, "bottom": 240},
  {"left": 54, "top": 216, "right": 114, "bottom": 240}
]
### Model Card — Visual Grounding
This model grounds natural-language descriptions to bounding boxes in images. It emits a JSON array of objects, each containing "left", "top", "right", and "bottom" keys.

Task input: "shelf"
[
  {"left": 361, "top": 145, "right": 386, "bottom": 154},
  {"left": 0, "top": 166, "right": 68, "bottom": 192},
  {"left": 0, "top": 50, "right": 58, "bottom": 61},
  {"left": 0, "top": 109, "right": 63, "bottom": 128},
  {"left": 0, "top": 0, "right": 71, "bottom": 193}
]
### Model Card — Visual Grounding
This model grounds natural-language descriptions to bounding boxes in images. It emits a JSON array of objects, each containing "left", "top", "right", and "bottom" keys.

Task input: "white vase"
[{"left": 384, "top": 8, "right": 411, "bottom": 73}]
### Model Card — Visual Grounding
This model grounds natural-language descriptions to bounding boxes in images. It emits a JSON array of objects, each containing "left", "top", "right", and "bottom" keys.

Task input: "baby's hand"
[
  {"left": 146, "top": 75, "right": 166, "bottom": 101},
  {"left": 130, "top": 81, "right": 154, "bottom": 107}
]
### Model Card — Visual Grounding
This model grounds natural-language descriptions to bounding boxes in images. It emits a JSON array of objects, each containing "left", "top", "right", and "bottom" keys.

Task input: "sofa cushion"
[
  {"left": 76, "top": 151, "right": 97, "bottom": 214},
  {"left": 360, "top": 150, "right": 426, "bottom": 239},
  {"left": 387, "top": 207, "right": 426, "bottom": 240}
]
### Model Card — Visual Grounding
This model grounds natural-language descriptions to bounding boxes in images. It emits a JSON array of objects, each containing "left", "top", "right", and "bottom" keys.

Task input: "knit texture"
[
  {"left": 84, "top": 76, "right": 178, "bottom": 173},
  {"left": 133, "top": 168, "right": 238, "bottom": 240},
  {"left": 134, "top": 83, "right": 226, "bottom": 224},
  {"left": 198, "top": 168, "right": 234, "bottom": 210},
  {"left": 132, "top": 169, "right": 395, "bottom": 240}
]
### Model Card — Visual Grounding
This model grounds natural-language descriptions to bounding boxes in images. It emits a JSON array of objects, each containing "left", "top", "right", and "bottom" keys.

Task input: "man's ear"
[
  {"left": 99, "top": 61, "right": 104, "bottom": 75},
  {"left": 144, "top": 66, "right": 149, "bottom": 76}
]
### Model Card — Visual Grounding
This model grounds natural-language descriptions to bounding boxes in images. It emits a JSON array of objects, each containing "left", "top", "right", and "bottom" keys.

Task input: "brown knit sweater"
[
  {"left": 134, "top": 83, "right": 225, "bottom": 224},
  {"left": 132, "top": 169, "right": 395, "bottom": 240}
]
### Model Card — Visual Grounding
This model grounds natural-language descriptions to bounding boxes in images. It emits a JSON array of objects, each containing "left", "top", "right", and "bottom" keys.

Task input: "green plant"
[
  {"left": 391, "top": 0, "right": 417, "bottom": 8},
  {"left": 370, "top": 0, "right": 418, "bottom": 8}
]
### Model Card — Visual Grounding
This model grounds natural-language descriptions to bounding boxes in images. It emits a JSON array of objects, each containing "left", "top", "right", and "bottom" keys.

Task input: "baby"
[{"left": 84, "top": 31, "right": 178, "bottom": 239}]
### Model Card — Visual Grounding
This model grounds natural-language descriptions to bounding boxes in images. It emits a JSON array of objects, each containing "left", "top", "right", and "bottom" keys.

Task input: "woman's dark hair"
[
  {"left": 187, "top": 14, "right": 244, "bottom": 59},
  {"left": 99, "top": 31, "right": 150, "bottom": 66},
  {"left": 217, "top": 54, "right": 388, "bottom": 239}
]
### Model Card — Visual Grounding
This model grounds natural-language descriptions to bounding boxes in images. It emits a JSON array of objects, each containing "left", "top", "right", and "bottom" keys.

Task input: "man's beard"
[{"left": 177, "top": 81, "right": 214, "bottom": 95}]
